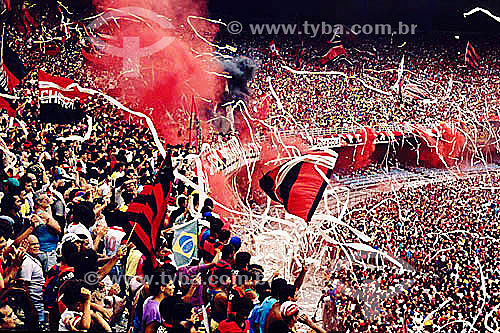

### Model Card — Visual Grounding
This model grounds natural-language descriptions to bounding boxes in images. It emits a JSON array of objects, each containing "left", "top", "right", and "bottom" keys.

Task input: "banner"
[
  {"left": 319, "top": 39, "right": 346, "bottom": 65},
  {"left": 38, "top": 70, "right": 90, "bottom": 123}
]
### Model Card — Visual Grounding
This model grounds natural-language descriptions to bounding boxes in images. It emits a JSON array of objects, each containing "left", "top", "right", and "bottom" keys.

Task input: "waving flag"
[
  {"left": 465, "top": 42, "right": 480, "bottom": 70},
  {"left": 260, "top": 151, "right": 337, "bottom": 222},
  {"left": 319, "top": 39, "right": 346, "bottom": 65},
  {"left": 269, "top": 40, "right": 282, "bottom": 59},
  {"left": 0, "top": 38, "right": 28, "bottom": 117},
  {"left": 38, "top": 71, "right": 90, "bottom": 123},
  {"left": 172, "top": 220, "right": 198, "bottom": 267},
  {"left": 126, "top": 153, "right": 175, "bottom": 269},
  {"left": 404, "top": 82, "right": 430, "bottom": 100}
]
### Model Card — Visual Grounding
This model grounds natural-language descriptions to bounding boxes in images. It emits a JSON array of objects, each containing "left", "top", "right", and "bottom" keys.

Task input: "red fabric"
[
  {"left": 412, "top": 123, "right": 467, "bottom": 169},
  {"left": 260, "top": 151, "right": 335, "bottom": 222},
  {"left": 286, "top": 161, "right": 329, "bottom": 221},
  {"left": 319, "top": 45, "right": 346, "bottom": 65},
  {"left": 44, "top": 45, "right": 61, "bottom": 56},
  {"left": 1, "top": 63, "right": 21, "bottom": 91},
  {"left": 0, "top": 96, "right": 16, "bottom": 117},
  {"left": 38, "top": 70, "right": 90, "bottom": 102},
  {"left": 126, "top": 155, "right": 174, "bottom": 269},
  {"left": 216, "top": 319, "right": 250, "bottom": 333},
  {"left": 334, "top": 127, "right": 377, "bottom": 171}
]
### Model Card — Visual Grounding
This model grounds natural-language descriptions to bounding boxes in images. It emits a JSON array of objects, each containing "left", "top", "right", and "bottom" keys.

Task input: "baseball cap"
[
  {"left": 229, "top": 236, "right": 242, "bottom": 252},
  {"left": 280, "top": 301, "right": 299, "bottom": 318},
  {"left": 61, "top": 232, "right": 85, "bottom": 244},
  {"left": 2, "top": 178, "right": 20, "bottom": 187}
]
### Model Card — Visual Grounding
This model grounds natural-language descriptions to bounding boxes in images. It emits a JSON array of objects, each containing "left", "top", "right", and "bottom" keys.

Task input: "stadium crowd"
[
  {"left": 0, "top": 4, "right": 499, "bottom": 333},
  {"left": 319, "top": 173, "right": 500, "bottom": 332}
]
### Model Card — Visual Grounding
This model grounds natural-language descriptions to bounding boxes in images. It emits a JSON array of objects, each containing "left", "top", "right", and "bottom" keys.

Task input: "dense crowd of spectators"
[
  {"left": 239, "top": 34, "right": 500, "bottom": 131},
  {"left": 318, "top": 172, "right": 500, "bottom": 332}
]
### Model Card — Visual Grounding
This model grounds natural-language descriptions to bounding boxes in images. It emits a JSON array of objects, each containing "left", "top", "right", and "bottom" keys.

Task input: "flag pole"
[
  {"left": 1, "top": 23, "right": 5, "bottom": 65},
  {"left": 189, "top": 97, "right": 193, "bottom": 147},
  {"left": 125, "top": 222, "right": 137, "bottom": 243}
]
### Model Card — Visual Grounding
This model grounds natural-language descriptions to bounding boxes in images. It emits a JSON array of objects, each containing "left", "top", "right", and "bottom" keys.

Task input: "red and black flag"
[
  {"left": 296, "top": 48, "right": 306, "bottom": 69},
  {"left": 38, "top": 70, "right": 90, "bottom": 123},
  {"left": 0, "top": 37, "right": 28, "bottom": 117},
  {"left": 259, "top": 152, "right": 337, "bottom": 222},
  {"left": 0, "top": 0, "right": 11, "bottom": 11},
  {"left": 126, "top": 153, "right": 175, "bottom": 269},
  {"left": 465, "top": 42, "right": 480, "bottom": 70},
  {"left": 319, "top": 37, "right": 346, "bottom": 65},
  {"left": 404, "top": 81, "right": 430, "bottom": 100},
  {"left": 269, "top": 40, "right": 282, "bottom": 59}
]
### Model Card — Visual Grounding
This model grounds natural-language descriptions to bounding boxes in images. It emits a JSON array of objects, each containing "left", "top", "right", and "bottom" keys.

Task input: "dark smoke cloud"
[{"left": 220, "top": 56, "right": 256, "bottom": 100}]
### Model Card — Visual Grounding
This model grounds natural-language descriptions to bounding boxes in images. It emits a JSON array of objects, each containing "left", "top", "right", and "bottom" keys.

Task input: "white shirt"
[
  {"left": 59, "top": 310, "right": 83, "bottom": 331},
  {"left": 65, "top": 222, "right": 94, "bottom": 249},
  {"left": 18, "top": 253, "right": 44, "bottom": 303},
  {"left": 104, "top": 226, "right": 126, "bottom": 257}
]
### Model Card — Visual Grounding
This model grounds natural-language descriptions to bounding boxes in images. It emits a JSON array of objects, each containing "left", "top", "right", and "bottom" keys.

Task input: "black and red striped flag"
[
  {"left": 259, "top": 152, "right": 337, "bottom": 222},
  {"left": 465, "top": 42, "right": 480, "bottom": 70},
  {"left": 126, "top": 153, "right": 175, "bottom": 269},
  {"left": 0, "top": 37, "right": 28, "bottom": 117},
  {"left": 404, "top": 81, "right": 430, "bottom": 100}
]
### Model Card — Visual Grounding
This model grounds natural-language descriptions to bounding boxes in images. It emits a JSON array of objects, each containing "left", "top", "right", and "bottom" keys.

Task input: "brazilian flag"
[{"left": 172, "top": 220, "right": 198, "bottom": 267}]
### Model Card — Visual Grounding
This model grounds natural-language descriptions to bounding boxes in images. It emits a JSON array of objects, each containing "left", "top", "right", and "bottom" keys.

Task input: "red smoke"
[
  {"left": 89, "top": 0, "right": 223, "bottom": 145},
  {"left": 208, "top": 173, "right": 239, "bottom": 216}
]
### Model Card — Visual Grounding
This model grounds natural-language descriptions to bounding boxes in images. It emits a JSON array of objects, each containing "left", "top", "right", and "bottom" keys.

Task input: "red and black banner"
[
  {"left": 126, "top": 153, "right": 175, "bottom": 269},
  {"left": 0, "top": 38, "right": 28, "bottom": 117},
  {"left": 404, "top": 82, "right": 430, "bottom": 100},
  {"left": 260, "top": 154, "right": 334, "bottom": 222},
  {"left": 38, "top": 70, "right": 89, "bottom": 123},
  {"left": 465, "top": 42, "right": 480, "bottom": 70},
  {"left": 319, "top": 40, "right": 346, "bottom": 65}
]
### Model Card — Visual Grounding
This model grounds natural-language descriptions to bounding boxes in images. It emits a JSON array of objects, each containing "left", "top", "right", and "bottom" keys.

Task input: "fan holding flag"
[{"left": 125, "top": 152, "right": 176, "bottom": 272}]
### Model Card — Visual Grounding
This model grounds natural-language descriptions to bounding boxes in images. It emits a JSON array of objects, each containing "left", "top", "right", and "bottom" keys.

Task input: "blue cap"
[
  {"left": 229, "top": 236, "right": 242, "bottom": 251},
  {"left": 2, "top": 178, "right": 20, "bottom": 187}
]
